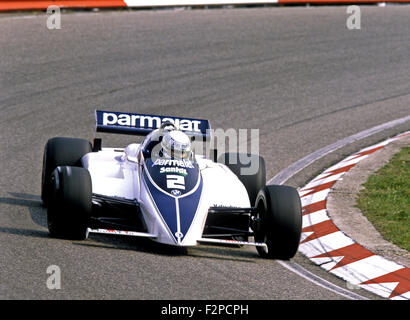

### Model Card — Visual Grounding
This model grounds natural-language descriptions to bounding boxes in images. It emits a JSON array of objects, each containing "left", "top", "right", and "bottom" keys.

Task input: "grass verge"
[{"left": 357, "top": 146, "right": 410, "bottom": 252}]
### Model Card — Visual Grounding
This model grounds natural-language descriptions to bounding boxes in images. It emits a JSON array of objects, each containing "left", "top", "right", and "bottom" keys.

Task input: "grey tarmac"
[{"left": 1, "top": 6, "right": 409, "bottom": 299}]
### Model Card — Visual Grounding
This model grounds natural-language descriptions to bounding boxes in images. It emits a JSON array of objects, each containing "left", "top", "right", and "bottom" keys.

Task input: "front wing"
[{"left": 86, "top": 195, "right": 266, "bottom": 249}]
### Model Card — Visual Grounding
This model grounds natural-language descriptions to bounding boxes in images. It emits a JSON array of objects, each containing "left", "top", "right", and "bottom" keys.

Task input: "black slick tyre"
[
  {"left": 254, "top": 185, "right": 302, "bottom": 259},
  {"left": 218, "top": 153, "right": 266, "bottom": 206},
  {"left": 47, "top": 166, "right": 92, "bottom": 240},
  {"left": 41, "top": 137, "right": 92, "bottom": 207}
]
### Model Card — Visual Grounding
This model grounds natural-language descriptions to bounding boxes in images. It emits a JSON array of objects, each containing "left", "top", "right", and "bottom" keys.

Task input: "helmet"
[{"left": 161, "top": 130, "right": 192, "bottom": 159}]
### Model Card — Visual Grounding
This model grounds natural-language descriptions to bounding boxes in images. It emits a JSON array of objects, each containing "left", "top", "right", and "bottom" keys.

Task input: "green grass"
[{"left": 356, "top": 146, "right": 410, "bottom": 252}]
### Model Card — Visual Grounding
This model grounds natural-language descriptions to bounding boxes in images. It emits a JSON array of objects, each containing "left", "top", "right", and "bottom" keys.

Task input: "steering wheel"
[{"left": 160, "top": 121, "right": 177, "bottom": 131}]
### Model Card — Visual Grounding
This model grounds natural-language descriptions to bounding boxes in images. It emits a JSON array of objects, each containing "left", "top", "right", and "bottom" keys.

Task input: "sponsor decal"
[
  {"left": 102, "top": 112, "right": 203, "bottom": 132},
  {"left": 171, "top": 190, "right": 182, "bottom": 196},
  {"left": 160, "top": 167, "right": 188, "bottom": 176},
  {"left": 153, "top": 158, "right": 194, "bottom": 168}
]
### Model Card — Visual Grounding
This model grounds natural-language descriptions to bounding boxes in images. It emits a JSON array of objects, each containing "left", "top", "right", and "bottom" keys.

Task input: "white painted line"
[
  {"left": 276, "top": 260, "right": 368, "bottom": 300},
  {"left": 268, "top": 114, "right": 410, "bottom": 186},
  {"left": 269, "top": 116, "right": 410, "bottom": 300},
  {"left": 293, "top": 131, "right": 410, "bottom": 300}
]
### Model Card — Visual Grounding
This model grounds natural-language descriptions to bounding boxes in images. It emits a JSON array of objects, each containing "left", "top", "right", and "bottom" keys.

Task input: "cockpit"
[{"left": 139, "top": 122, "right": 193, "bottom": 161}]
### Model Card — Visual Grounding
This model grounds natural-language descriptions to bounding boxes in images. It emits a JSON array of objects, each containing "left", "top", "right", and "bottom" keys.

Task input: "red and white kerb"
[{"left": 298, "top": 131, "right": 410, "bottom": 300}]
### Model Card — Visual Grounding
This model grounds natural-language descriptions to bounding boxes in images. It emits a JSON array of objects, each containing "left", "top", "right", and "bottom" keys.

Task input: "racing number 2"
[{"left": 166, "top": 175, "right": 185, "bottom": 190}]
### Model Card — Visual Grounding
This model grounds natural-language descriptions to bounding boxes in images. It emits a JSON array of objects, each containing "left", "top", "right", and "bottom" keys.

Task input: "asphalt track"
[{"left": 1, "top": 6, "right": 410, "bottom": 300}]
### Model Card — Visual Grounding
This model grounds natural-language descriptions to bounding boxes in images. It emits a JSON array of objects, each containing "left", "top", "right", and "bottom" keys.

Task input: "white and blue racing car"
[{"left": 41, "top": 110, "right": 302, "bottom": 259}]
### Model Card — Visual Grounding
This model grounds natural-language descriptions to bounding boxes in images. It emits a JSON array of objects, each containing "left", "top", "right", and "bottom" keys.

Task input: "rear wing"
[{"left": 95, "top": 110, "right": 211, "bottom": 139}]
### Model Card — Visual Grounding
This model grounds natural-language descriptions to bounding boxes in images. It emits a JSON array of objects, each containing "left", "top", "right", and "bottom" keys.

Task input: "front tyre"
[
  {"left": 47, "top": 166, "right": 92, "bottom": 240},
  {"left": 254, "top": 185, "right": 302, "bottom": 259}
]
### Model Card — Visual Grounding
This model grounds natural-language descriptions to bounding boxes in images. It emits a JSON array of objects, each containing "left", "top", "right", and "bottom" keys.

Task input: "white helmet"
[{"left": 161, "top": 130, "right": 192, "bottom": 159}]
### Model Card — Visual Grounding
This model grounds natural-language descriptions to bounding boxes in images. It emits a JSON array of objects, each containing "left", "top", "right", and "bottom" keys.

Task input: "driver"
[
  {"left": 139, "top": 121, "right": 192, "bottom": 161},
  {"left": 160, "top": 128, "right": 192, "bottom": 160}
]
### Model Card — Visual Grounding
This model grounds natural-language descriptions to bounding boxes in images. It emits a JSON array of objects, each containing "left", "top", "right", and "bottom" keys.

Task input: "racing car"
[{"left": 41, "top": 110, "right": 302, "bottom": 259}]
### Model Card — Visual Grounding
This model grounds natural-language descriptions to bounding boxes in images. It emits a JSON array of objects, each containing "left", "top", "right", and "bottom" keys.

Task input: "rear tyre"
[
  {"left": 218, "top": 153, "right": 266, "bottom": 206},
  {"left": 41, "top": 137, "right": 92, "bottom": 207},
  {"left": 217, "top": 153, "right": 266, "bottom": 242},
  {"left": 254, "top": 185, "right": 302, "bottom": 259},
  {"left": 47, "top": 166, "right": 92, "bottom": 240}
]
